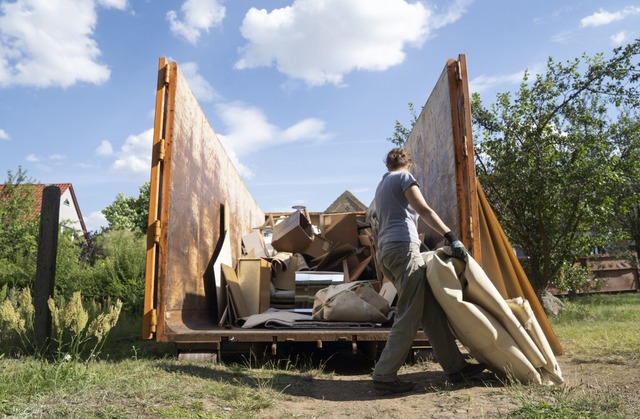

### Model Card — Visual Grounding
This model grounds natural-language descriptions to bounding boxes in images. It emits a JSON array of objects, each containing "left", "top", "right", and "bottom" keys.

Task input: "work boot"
[
  {"left": 372, "top": 378, "right": 415, "bottom": 393},
  {"left": 447, "top": 362, "right": 488, "bottom": 383}
]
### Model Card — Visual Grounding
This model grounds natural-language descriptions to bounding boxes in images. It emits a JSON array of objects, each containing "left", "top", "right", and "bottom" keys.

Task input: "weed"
[{"left": 1, "top": 287, "right": 122, "bottom": 363}]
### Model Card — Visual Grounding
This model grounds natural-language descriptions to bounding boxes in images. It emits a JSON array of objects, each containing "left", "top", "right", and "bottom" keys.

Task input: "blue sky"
[{"left": 1, "top": 0, "right": 638, "bottom": 232}]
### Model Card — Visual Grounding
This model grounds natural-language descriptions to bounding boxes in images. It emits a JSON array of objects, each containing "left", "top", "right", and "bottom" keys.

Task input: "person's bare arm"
[{"left": 404, "top": 184, "right": 451, "bottom": 236}]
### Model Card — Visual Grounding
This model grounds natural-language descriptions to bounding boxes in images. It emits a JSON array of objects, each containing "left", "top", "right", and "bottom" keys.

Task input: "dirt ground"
[{"left": 257, "top": 350, "right": 640, "bottom": 419}]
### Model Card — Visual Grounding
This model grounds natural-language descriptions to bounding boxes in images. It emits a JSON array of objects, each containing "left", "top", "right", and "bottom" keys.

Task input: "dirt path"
[{"left": 258, "top": 355, "right": 640, "bottom": 418}]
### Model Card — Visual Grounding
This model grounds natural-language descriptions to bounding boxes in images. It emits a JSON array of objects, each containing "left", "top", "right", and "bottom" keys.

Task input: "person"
[{"left": 371, "top": 147, "right": 486, "bottom": 393}]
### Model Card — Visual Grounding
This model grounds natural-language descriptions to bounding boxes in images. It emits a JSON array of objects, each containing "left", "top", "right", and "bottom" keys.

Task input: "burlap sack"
[{"left": 312, "top": 281, "right": 395, "bottom": 323}]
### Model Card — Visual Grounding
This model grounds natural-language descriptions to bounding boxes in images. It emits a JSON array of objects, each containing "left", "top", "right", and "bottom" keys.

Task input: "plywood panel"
[
  {"left": 148, "top": 60, "right": 265, "bottom": 340},
  {"left": 405, "top": 62, "right": 461, "bottom": 250},
  {"left": 405, "top": 56, "right": 479, "bottom": 257}
]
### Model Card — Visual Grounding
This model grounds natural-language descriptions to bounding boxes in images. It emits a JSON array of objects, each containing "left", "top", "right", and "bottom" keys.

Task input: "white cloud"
[
  {"left": 281, "top": 118, "right": 330, "bottom": 142},
  {"left": 167, "top": 0, "right": 225, "bottom": 45},
  {"left": 610, "top": 31, "right": 626, "bottom": 45},
  {"left": 180, "top": 62, "right": 217, "bottom": 102},
  {"left": 0, "top": 129, "right": 9, "bottom": 140},
  {"left": 0, "top": 0, "right": 116, "bottom": 88},
  {"left": 84, "top": 210, "right": 108, "bottom": 232},
  {"left": 97, "top": 0, "right": 127, "bottom": 10},
  {"left": 25, "top": 153, "right": 70, "bottom": 163},
  {"left": 431, "top": 0, "right": 473, "bottom": 29},
  {"left": 580, "top": 6, "right": 640, "bottom": 27},
  {"left": 48, "top": 153, "right": 66, "bottom": 161},
  {"left": 235, "top": 0, "right": 470, "bottom": 86},
  {"left": 217, "top": 143, "right": 254, "bottom": 179},
  {"left": 111, "top": 128, "right": 153, "bottom": 175},
  {"left": 551, "top": 30, "right": 574, "bottom": 44},
  {"left": 96, "top": 140, "right": 114, "bottom": 156},
  {"left": 216, "top": 102, "right": 331, "bottom": 157},
  {"left": 469, "top": 70, "right": 527, "bottom": 95}
]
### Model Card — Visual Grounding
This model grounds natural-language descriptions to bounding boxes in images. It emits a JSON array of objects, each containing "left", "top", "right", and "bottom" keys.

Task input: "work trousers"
[{"left": 372, "top": 242, "right": 466, "bottom": 382}]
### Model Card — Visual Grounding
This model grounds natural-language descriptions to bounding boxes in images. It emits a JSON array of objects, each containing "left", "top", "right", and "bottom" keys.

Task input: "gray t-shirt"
[{"left": 374, "top": 170, "right": 421, "bottom": 246}]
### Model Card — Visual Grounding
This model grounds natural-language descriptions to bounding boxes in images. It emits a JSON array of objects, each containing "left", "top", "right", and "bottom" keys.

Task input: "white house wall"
[{"left": 58, "top": 188, "right": 82, "bottom": 232}]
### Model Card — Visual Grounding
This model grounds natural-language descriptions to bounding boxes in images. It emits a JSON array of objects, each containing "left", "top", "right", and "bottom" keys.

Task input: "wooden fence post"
[{"left": 33, "top": 185, "right": 60, "bottom": 349}]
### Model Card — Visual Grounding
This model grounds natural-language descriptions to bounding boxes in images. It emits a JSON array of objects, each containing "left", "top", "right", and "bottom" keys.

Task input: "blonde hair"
[{"left": 385, "top": 147, "right": 413, "bottom": 171}]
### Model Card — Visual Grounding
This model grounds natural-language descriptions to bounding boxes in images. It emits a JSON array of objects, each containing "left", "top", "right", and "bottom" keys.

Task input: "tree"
[
  {"left": 471, "top": 40, "right": 640, "bottom": 292},
  {"left": 101, "top": 182, "right": 150, "bottom": 234},
  {"left": 387, "top": 102, "right": 419, "bottom": 146},
  {"left": 0, "top": 167, "right": 39, "bottom": 288},
  {"left": 89, "top": 230, "right": 146, "bottom": 314},
  {"left": 610, "top": 110, "right": 640, "bottom": 258}
]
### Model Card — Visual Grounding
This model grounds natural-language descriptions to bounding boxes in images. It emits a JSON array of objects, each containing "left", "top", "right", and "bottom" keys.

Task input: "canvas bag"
[{"left": 312, "top": 281, "right": 395, "bottom": 323}]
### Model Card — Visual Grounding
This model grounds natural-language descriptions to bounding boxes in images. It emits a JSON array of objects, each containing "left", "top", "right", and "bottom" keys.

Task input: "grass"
[
  {"left": 504, "top": 292, "right": 640, "bottom": 418},
  {"left": 0, "top": 312, "right": 336, "bottom": 418},
  {"left": 1, "top": 293, "right": 639, "bottom": 417},
  {"left": 551, "top": 293, "right": 640, "bottom": 362},
  {"left": 0, "top": 357, "right": 284, "bottom": 417}
]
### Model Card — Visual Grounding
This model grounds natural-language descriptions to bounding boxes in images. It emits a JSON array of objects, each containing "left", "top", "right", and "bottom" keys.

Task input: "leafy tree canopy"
[
  {"left": 387, "top": 102, "right": 418, "bottom": 146},
  {"left": 471, "top": 40, "right": 640, "bottom": 291},
  {"left": 101, "top": 182, "right": 150, "bottom": 234},
  {"left": 610, "top": 109, "right": 640, "bottom": 258},
  {"left": 0, "top": 167, "right": 39, "bottom": 288}
]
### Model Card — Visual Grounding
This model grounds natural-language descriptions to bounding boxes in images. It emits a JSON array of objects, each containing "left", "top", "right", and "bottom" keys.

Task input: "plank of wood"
[{"left": 222, "top": 264, "right": 250, "bottom": 319}]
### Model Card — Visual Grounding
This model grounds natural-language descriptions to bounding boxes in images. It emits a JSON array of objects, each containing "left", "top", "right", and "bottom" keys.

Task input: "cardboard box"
[
  {"left": 320, "top": 213, "right": 359, "bottom": 248},
  {"left": 242, "top": 231, "right": 269, "bottom": 258},
  {"left": 302, "top": 234, "right": 332, "bottom": 259},
  {"left": 271, "top": 210, "right": 314, "bottom": 253},
  {"left": 237, "top": 258, "right": 271, "bottom": 315}
]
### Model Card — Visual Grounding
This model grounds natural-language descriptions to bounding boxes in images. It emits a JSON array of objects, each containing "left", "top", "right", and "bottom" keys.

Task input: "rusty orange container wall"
[
  {"left": 405, "top": 54, "right": 562, "bottom": 356},
  {"left": 142, "top": 58, "right": 265, "bottom": 343},
  {"left": 141, "top": 55, "right": 562, "bottom": 359}
]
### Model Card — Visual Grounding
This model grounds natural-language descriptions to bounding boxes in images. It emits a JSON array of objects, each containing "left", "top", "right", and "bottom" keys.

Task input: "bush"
[
  {"left": 89, "top": 230, "right": 146, "bottom": 314},
  {"left": 550, "top": 262, "right": 601, "bottom": 294}
]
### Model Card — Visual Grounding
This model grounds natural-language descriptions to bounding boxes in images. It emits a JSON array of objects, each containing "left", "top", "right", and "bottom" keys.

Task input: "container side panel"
[
  {"left": 405, "top": 64, "right": 459, "bottom": 249},
  {"left": 159, "top": 61, "right": 264, "bottom": 338}
]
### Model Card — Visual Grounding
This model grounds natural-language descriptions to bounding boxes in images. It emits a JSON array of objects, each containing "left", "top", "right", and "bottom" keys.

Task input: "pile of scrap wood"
[{"left": 219, "top": 209, "right": 395, "bottom": 326}]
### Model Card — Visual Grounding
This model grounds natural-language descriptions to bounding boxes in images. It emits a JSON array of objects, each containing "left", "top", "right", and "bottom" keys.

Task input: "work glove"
[{"left": 444, "top": 231, "right": 467, "bottom": 260}]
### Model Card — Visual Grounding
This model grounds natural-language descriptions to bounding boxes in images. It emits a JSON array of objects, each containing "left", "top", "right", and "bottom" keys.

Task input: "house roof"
[
  {"left": 0, "top": 183, "right": 88, "bottom": 235},
  {"left": 324, "top": 190, "right": 368, "bottom": 213}
]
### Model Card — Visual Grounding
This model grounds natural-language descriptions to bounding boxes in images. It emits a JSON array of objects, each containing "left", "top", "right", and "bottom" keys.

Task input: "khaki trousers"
[{"left": 372, "top": 242, "right": 466, "bottom": 381}]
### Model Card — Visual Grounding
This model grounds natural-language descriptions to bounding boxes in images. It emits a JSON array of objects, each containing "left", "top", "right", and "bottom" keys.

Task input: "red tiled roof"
[{"left": 0, "top": 183, "right": 87, "bottom": 235}]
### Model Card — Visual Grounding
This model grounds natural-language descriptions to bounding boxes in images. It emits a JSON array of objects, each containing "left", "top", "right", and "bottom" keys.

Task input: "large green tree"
[
  {"left": 610, "top": 110, "right": 640, "bottom": 258},
  {"left": 101, "top": 182, "right": 150, "bottom": 234},
  {"left": 0, "top": 167, "right": 39, "bottom": 288},
  {"left": 471, "top": 41, "right": 640, "bottom": 291}
]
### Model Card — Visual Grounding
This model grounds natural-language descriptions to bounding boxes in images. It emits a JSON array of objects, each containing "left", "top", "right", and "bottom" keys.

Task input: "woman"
[{"left": 371, "top": 147, "right": 486, "bottom": 393}]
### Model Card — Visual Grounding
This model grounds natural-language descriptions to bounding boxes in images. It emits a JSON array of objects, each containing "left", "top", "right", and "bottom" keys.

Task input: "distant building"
[
  {"left": 0, "top": 183, "right": 88, "bottom": 238},
  {"left": 325, "top": 190, "right": 368, "bottom": 213}
]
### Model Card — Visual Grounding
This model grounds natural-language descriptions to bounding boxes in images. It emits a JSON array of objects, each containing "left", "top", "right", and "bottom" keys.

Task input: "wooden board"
[
  {"left": 222, "top": 264, "right": 250, "bottom": 319},
  {"left": 213, "top": 229, "right": 232, "bottom": 321},
  {"left": 404, "top": 55, "right": 479, "bottom": 257}
]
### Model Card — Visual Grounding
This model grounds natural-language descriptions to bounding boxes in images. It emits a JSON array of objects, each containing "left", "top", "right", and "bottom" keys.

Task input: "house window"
[{"left": 63, "top": 198, "right": 71, "bottom": 206}]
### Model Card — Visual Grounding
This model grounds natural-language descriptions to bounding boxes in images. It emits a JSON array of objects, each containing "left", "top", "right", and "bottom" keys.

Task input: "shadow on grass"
[{"left": 155, "top": 353, "right": 503, "bottom": 402}]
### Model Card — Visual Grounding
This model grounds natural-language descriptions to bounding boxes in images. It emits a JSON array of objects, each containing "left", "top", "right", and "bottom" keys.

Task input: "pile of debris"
[{"left": 220, "top": 208, "right": 397, "bottom": 327}]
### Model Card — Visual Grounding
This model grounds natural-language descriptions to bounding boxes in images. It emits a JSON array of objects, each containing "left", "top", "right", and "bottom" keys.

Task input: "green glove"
[{"left": 444, "top": 231, "right": 467, "bottom": 260}]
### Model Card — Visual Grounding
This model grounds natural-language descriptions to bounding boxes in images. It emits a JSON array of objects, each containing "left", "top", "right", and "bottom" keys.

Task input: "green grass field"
[{"left": 1, "top": 293, "right": 639, "bottom": 418}]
